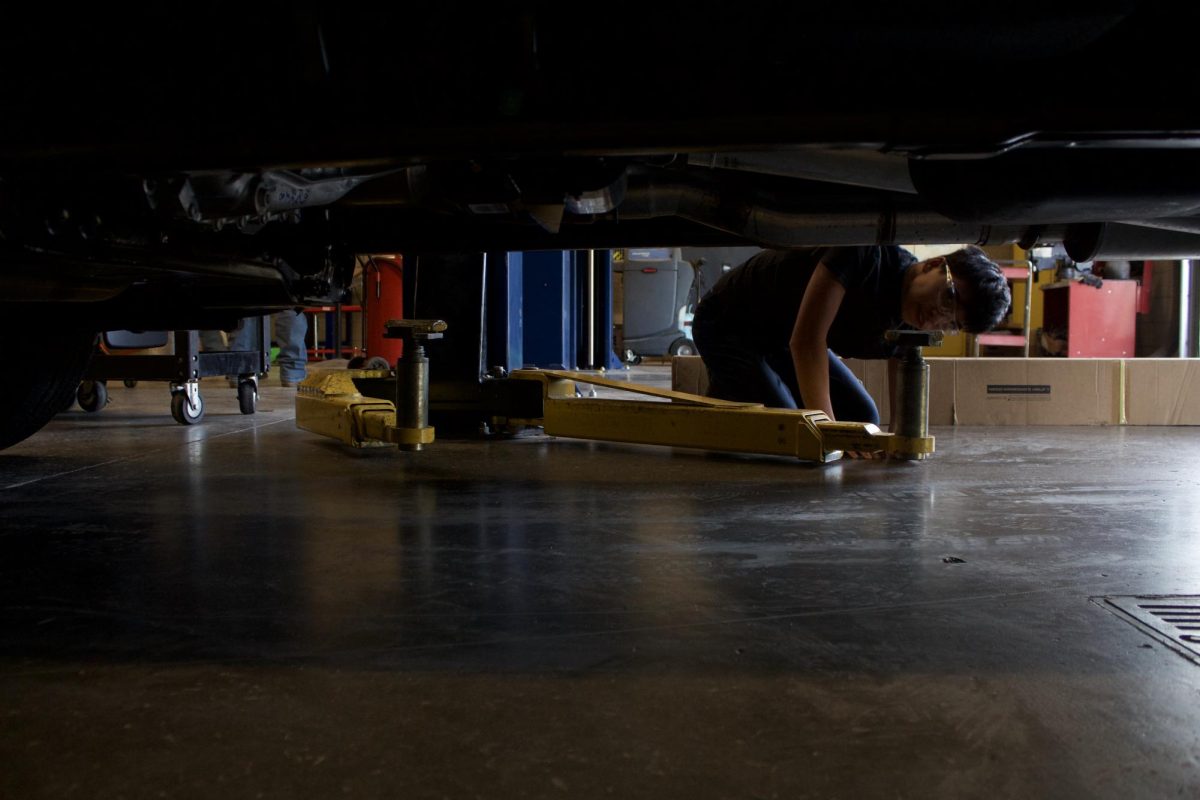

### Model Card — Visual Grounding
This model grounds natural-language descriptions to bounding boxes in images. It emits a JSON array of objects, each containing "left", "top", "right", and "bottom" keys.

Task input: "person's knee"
[{"left": 830, "top": 388, "right": 879, "bottom": 425}]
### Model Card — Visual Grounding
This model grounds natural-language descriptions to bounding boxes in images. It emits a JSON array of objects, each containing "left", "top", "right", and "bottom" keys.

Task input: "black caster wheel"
[
  {"left": 668, "top": 337, "right": 697, "bottom": 357},
  {"left": 170, "top": 389, "right": 205, "bottom": 425},
  {"left": 237, "top": 380, "right": 258, "bottom": 415},
  {"left": 364, "top": 356, "right": 392, "bottom": 371},
  {"left": 76, "top": 380, "right": 108, "bottom": 412},
  {"left": 123, "top": 379, "right": 138, "bottom": 388}
]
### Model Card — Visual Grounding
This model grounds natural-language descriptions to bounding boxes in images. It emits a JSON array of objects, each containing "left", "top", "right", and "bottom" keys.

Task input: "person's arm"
[{"left": 790, "top": 263, "right": 846, "bottom": 419}]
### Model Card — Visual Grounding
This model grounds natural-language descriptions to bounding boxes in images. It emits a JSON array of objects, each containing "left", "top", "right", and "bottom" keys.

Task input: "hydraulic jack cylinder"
[
  {"left": 885, "top": 330, "right": 942, "bottom": 460},
  {"left": 384, "top": 319, "right": 446, "bottom": 450},
  {"left": 397, "top": 342, "right": 430, "bottom": 452}
]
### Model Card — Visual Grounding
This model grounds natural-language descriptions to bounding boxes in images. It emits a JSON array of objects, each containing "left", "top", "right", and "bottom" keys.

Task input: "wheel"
[
  {"left": 76, "top": 380, "right": 108, "bottom": 412},
  {"left": 123, "top": 379, "right": 138, "bottom": 388},
  {"left": 237, "top": 380, "right": 258, "bottom": 415},
  {"left": 0, "top": 324, "right": 96, "bottom": 449},
  {"left": 170, "top": 389, "right": 205, "bottom": 425},
  {"left": 624, "top": 348, "right": 642, "bottom": 366},
  {"left": 363, "top": 356, "right": 391, "bottom": 371},
  {"left": 668, "top": 337, "right": 697, "bottom": 356},
  {"left": 346, "top": 355, "right": 366, "bottom": 369}
]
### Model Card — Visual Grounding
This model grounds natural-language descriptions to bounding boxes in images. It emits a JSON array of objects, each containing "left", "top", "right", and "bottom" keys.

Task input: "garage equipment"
[
  {"left": 886, "top": 330, "right": 942, "bottom": 460},
  {"left": 384, "top": 318, "right": 446, "bottom": 450},
  {"left": 362, "top": 256, "right": 405, "bottom": 368},
  {"left": 80, "top": 320, "right": 271, "bottom": 425},
  {"left": 296, "top": 324, "right": 937, "bottom": 463},
  {"left": 520, "top": 250, "right": 623, "bottom": 371},
  {"left": 616, "top": 248, "right": 697, "bottom": 359}
]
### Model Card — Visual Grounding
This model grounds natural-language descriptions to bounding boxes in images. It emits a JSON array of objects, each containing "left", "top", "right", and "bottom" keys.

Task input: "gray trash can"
[{"left": 615, "top": 248, "right": 696, "bottom": 360}]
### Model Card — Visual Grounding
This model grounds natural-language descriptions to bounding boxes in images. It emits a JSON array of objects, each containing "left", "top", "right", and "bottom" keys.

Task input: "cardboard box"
[
  {"left": 843, "top": 358, "right": 888, "bottom": 418},
  {"left": 927, "top": 359, "right": 956, "bottom": 426},
  {"left": 1124, "top": 359, "right": 1200, "bottom": 425},
  {"left": 675, "top": 354, "right": 1200, "bottom": 426},
  {"left": 953, "top": 358, "right": 1122, "bottom": 425},
  {"left": 844, "top": 358, "right": 956, "bottom": 426},
  {"left": 792, "top": 356, "right": 1124, "bottom": 426},
  {"left": 671, "top": 355, "right": 709, "bottom": 397}
]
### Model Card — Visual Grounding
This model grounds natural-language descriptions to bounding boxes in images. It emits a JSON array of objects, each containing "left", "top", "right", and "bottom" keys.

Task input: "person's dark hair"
[{"left": 946, "top": 246, "right": 1011, "bottom": 333}]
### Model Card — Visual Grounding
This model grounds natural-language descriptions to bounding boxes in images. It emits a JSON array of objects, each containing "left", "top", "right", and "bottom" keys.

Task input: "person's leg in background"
[
  {"left": 224, "top": 317, "right": 263, "bottom": 386},
  {"left": 762, "top": 348, "right": 879, "bottom": 424},
  {"left": 826, "top": 352, "right": 879, "bottom": 424},
  {"left": 693, "top": 319, "right": 797, "bottom": 408},
  {"left": 273, "top": 310, "right": 308, "bottom": 387}
]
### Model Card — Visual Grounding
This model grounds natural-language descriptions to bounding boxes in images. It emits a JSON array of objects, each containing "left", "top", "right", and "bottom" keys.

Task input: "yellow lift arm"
[
  {"left": 296, "top": 322, "right": 938, "bottom": 463},
  {"left": 295, "top": 367, "right": 934, "bottom": 463}
]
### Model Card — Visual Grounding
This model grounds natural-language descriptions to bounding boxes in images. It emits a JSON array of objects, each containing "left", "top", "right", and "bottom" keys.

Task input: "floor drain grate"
[{"left": 1100, "top": 595, "right": 1200, "bottom": 664}]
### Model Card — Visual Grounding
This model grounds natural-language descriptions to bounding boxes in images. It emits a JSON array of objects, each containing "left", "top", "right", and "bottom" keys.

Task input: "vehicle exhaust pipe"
[
  {"left": 619, "top": 172, "right": 1045, "bottom": 247},
  {"left": 1063, "top": 222, "right": 1200, "bottom": 261}
]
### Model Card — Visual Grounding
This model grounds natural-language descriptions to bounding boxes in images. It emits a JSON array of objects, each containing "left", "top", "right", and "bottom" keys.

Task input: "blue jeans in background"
[
  {"left": 691, "top": 318, "right": 879, "bottom": 424},
  {"left": 227, "top": 310, "right": 309, "bottom": 384}
]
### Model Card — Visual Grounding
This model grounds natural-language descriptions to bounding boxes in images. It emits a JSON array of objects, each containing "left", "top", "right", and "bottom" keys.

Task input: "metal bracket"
[{"left": 383, "top": 319, "right": 447, "bottom": 342}]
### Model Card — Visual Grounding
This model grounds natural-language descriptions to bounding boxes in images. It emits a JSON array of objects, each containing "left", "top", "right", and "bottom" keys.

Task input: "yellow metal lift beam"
[
  {"left": 296, "top": 321, "right": 937, "bottom": 463},
  {"left": 295, "top": 368, "right": 934, "bottom": 464},
  {"left": 506, "top": 369, "right": 932, "bottom": 462}
]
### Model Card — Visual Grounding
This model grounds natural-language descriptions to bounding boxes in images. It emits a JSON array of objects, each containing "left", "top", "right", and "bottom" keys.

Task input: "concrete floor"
[{"left": 2, "top": 369, "right": 1199, "bottom": 799}]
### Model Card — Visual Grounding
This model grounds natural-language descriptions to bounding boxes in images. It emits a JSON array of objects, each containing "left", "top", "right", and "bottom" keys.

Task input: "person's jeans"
[
  {"left": 691, "top": 318, "right": 879, "bottom": 424},
  {"left": 230, "top": 310, "right": 309, "bottom": 384}
]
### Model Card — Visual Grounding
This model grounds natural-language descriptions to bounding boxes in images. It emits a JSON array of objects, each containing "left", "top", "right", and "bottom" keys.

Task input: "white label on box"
[{"left": 987, "top": 384, "right": 1051, "bottom": 399}]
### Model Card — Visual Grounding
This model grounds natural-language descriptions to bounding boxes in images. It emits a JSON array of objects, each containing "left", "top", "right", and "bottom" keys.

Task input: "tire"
[
  {"left": 0, "top": 326, "right": 97, "bottom": 449},
  {"left": 170, "top": 390, "right": 205, "bottom": 425},
  {"left": 668, "top": 337, "right": 697, "bottom": 356},
  {"left": 237, "top": 380, "right": 257, "bottom": 415},
  {"left": 76, "top": 380, "right": 108, "bottom": 412},
  {"left": 123, "top": 379, "right": 138, "bottom": 388},
  {"left": 363, "top": 356, "right": 391, "bottom": 371}
]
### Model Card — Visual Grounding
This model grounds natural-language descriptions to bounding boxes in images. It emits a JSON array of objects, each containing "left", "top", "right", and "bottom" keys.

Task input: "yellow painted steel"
[
  {"left": 509, "top": 369, "right": 933, "bottom": 462},
  {"left": 542, "top": 397, "right": 837, "bottom": 461},
  {"left": 530, "top": 369, "right": 758, "bottom": 407},
  {"left": 818, "top": 423, "right": 935, "bottom": 458},
  {"left": 295, "top": 369, "right": 422, "bottom": 448},
  {"left": 296, "top": 368, "right": 934, "bottom": 462},
  {"left": 386, "top": 426, "right": 436, "bottom": 446}
]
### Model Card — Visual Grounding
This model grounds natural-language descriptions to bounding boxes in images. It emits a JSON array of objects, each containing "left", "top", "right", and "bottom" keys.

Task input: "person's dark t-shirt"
[{"left": 695, "top": 246, "right": 916, "bottom": 358}]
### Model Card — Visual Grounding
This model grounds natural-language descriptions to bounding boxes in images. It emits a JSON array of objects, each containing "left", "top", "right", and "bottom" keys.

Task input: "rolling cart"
[{"left": 77, "top": 318, "right": 271, "bottom": 425}]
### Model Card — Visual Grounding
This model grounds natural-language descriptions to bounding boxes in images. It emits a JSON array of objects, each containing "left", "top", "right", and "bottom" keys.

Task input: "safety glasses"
[{"left": 941, "top": 260, "right": 959, "bottom": 333}]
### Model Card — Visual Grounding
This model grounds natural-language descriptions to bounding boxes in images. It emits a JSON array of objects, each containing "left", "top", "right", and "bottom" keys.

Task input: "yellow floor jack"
[{"left": 296, "top": 321, "right": 941, "bottom": 463}]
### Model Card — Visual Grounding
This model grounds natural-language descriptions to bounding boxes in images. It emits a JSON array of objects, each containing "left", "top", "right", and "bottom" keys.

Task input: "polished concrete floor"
[{"left": 2, "top": 370, "right": 1199, "bottom": 799}]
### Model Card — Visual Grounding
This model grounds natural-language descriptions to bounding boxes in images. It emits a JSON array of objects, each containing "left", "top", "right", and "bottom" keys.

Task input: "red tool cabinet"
[{"left": 1041, "top": 279, "right": 1137, "bottom": 358}]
